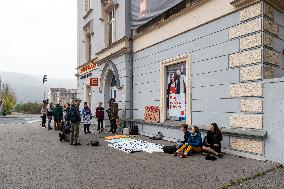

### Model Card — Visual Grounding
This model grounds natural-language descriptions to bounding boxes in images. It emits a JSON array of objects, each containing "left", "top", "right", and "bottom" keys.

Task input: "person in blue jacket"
[{"left": 173, "top": 126, "right": 203, "bottom": 158}]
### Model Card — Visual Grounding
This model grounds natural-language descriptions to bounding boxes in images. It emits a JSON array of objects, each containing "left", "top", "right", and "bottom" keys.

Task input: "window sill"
[
  {"left": 120, "top": 118, "right": 267, "bottom": 139},
  {"left": 83, "top": 9, "right": 93, "bottom": 19}
]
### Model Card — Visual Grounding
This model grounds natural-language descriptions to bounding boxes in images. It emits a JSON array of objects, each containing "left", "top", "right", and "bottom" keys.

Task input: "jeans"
[
  {"left": 47, "top": 116, "right": 52, "bottom": 128},
  {"left": 177, "top": 144, "right": 202, "bottom": 155},
  {"left": 41, "top": 114, "right": 46, "bottom": 126},
  {"left": 84, "top": 124, "right": 90, "bottom": 133},
  {"left": 97, "top": 118, "right": 104, "bottom": 131},
  {"left": 70, "top": 122, "right": 80, "bottom": 145},
  {"left": 110, "top": 119, "right": 116, "bottom": 133}
]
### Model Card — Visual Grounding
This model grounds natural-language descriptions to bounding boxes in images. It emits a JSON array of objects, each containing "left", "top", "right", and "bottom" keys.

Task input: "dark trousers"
[
  {"left": 97, "top": 118, "right": 104, "bottom": 131},
  {"left": 110, "top": 119, "right": 116, "bottom": 133},
  {"left": 42, "top": 115, "right": 46, "bottom": 126},
  {"left": 84, "top": 124, "right": 90, "bottom": 133}
]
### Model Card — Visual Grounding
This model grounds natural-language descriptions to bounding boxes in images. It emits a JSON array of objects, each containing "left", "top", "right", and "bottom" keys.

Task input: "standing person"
[
  {"left": 95, "top": 102, "right": 104, "bottom": 132},
  {"left": 107, "top": 98, "right": 118, "bottom": 134},
  {"left": 41, "top": 103, "right": 47, "bottom": 128},
  {"left": 173, "top": 126, "right": 203, "bottom": 158},
  {"left": 47, "top": 102, "right": 53, "bottom": 130},
  {"left": 70, "top": 99, "right": 81, "bottom": 146},
  {"left": 82, "top": 102, "right": 92, "bottom": 134},
  {"left": 53, "top": 104, "right": 63, "bottom": 130},
  {"left": 202, "top": 123, "right": 223, "bottom": 158}
]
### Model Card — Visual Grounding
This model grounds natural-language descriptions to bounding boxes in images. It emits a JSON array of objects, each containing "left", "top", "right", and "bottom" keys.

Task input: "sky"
[{"left": 0, "top": 0, "right": 77, "bottom": 79}]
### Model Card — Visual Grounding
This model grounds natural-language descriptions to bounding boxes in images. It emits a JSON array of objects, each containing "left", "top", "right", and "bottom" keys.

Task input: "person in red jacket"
[{"left": 96, "top": 102, "right": 104, "bottom": 132}]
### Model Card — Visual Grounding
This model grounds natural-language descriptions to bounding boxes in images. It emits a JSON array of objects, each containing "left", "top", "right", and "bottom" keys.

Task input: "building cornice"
[
  {"left": 76, "top": 36, "right": 131, "bottom": 71},
  {"left": 231, "top": 0, "right": 284, "bottom": 12},
  {"left": 133, "top": 0, "right": 210, "bottom": 40}
]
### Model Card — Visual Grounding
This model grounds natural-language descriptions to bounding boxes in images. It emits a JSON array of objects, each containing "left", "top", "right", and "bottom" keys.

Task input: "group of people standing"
[{"left": 40, "top": 98, "right": 119, "bottom": 146}]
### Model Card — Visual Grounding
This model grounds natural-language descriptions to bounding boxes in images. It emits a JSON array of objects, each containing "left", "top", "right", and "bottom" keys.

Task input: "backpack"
[{"left": 163, "top": 145, "right": 177, "bottom": 154}]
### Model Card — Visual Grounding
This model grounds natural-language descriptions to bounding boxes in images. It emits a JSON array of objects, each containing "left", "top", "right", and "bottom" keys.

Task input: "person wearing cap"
[{"left": 69, "top": 99, "right": 81, "bottom": 146}]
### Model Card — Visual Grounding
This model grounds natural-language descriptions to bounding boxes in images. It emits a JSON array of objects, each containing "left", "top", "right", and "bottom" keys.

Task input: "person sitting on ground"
[
  {"left": 202, "top": 123, "right": 223, "bottom": 158},
  {"left": 173, "top": 125, "right": 203, "bottom": 158},
  {"left": 82, "top": 102, "right": 92, "bottom": 134}
]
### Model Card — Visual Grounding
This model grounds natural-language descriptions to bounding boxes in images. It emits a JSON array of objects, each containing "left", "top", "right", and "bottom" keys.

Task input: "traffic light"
[{"left": 43, "top": 75, "right": 47, "bottom": 84}]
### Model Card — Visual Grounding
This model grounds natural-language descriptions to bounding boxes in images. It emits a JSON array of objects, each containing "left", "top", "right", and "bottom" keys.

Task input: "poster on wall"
[{"left": 166, "top": 62, "right": 186, "bottom": 121}]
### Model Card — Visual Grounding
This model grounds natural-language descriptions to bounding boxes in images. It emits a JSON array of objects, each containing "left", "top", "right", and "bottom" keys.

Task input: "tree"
[{"left": 0, "top": 84, "right": 16, "bottom": 115}]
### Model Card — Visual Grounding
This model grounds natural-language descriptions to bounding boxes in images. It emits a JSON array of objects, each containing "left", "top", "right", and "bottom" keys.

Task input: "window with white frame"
[
  {"left": 108, "top": 9, "right": 115, "bottom": 45},
  {"left": 85, "top": 0, "right": 92, "bottom": 12}
]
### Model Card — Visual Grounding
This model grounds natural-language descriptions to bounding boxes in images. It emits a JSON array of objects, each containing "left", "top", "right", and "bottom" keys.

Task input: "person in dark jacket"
[
  {"left": 70, "top": 99, "right": 81, "bottom": 146},
  {"left": 53, "top": 104, "right": 63, "bottom": 130},
  {"left": 107, "top": 98, "right": 118, "bottom": 134},
  {"left": 174, "top": 126, "right": 203, "bottom": 158},
  {"left": 202, "top": 123, "right": 223, "bottom": 158},
  {"left": 47, "top": 102, "right": 53, "bottom": 130},
  {"left": 96, "top": 102, "right": 104, "bottom": 132}
]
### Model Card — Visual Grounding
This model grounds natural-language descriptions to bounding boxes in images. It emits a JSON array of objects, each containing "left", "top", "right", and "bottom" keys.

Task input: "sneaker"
[
  {"left": 172, "top": 152, "right": 179, "bottom": 156},
  {"left": 87, "top": 131, "right": 91, "bottom": 133},
  {"left": 217, "top": 153, "right": 224, "bottom": 158},
  {"left": 73, "top": 143, "right": 77, "bottom": 146},
  {"left": 179, "top": 153, "right": 186, "bottom": 158}
]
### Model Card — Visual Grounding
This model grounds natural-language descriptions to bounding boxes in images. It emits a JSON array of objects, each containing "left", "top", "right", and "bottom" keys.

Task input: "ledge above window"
[{"left": 83, "top": 8, "right": 93, "bottom": 19}]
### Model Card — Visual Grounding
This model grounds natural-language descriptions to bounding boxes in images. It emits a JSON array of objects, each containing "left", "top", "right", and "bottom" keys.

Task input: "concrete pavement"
[{"left": 0, "top": 121, "right": 282, "bottom": 189}]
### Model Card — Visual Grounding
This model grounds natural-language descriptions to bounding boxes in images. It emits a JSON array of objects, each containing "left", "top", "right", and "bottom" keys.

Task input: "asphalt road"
[{"left": 0, "top": 118, "right": 282, "bottom": 189}]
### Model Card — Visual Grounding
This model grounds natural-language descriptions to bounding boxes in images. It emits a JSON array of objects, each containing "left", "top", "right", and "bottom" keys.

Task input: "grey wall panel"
[
  {"left": 192, "top": 69, "right": 239, "bottom": 87},
  {"left": 192, "top": 98, "right": 240, "bottom": 113},
  {"left": 191, "top": 39, "right": 240, "bottom": 63},
  {"left": 133, "top": 11, "right": 240, "bottom": 61},
  {"left": 279, "top": 26, "right": 284, "bottom": 41},
  {"left": 192, "top": 85, "right": 230, "bottom": 100},
  {"left": 263, "top": 79, "right": 284, "bottom": 164},
  {"left": 192, "top": 112, "right": 230, "bottom": 128},
  {"left": 191, "top": 55, "right": 229, "bottom": 75},
  {"left": 274, "top": 10, "right": 284, "bottom": 27}
]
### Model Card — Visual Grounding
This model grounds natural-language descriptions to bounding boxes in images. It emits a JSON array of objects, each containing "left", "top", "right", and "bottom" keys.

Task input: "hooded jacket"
[{"left": 186, "top": 132, "right": 202, "bottom": 147}]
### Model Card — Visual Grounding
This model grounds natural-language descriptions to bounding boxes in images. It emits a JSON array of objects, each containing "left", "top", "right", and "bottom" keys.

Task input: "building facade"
[
  {"left": 48, "top": 88, "right": 77, "bottom": 105},
  {"left": 77, "top": 0, "right": 284, "bottom": 163}
]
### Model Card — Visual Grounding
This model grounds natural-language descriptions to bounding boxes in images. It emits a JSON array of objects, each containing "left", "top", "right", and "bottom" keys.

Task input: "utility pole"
[{"left": 43, "top": 75, "right": 47, "bottom": 102}]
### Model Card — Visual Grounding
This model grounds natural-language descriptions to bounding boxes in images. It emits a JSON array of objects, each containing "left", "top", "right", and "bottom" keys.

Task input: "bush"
[
  {"left": 1, "top": 84, "right": 16, "bottom": 115},
  {"left": 14, "top": 103, "right": 42, "bottom": 114}
]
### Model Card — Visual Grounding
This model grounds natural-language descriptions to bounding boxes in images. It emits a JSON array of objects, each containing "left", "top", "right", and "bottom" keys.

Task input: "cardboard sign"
[
  {"left": 169, "top": 94, "right": 185, "bottom": 117},
  {"left": 90, "top": 78, "right": 99, "bottom": 86},
  {"left": 144, "top": 106, "right": 160, "bottom": 123}
]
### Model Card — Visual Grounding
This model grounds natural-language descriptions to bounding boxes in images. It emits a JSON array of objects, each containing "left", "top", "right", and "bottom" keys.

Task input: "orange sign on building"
[{"left": 79, "top": 62, "right": 97, "bottom": 75}]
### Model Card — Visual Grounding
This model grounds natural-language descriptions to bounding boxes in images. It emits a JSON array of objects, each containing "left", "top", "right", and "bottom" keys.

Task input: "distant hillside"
[{"left": 0, "top": 71, "right": 76, "bottom": 103}]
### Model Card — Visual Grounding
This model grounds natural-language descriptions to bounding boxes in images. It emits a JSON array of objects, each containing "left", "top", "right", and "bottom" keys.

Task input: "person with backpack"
[
  {"left": 47, "top": 102, "right": 53, "bottom": 130},
  {"left": 70, "top": 99, "right": 81, "bottom": 146},
  {"left": 53, "top": 103, "right": 63, "bottom": 130},
  {"left": 95, "top": 102, "right": 104, "bottom": 132},
  {"left": 82, "top": 102, "right": 92, "bottom": 134},
  {"left": 202, "top": 123, "right": 223, "bottom": 158},
  {"left": 107, "top": 98, "right": 118, "bottom": 134},
  {"left": 173, "top": 126, "right": 203, "bottom": 158}
]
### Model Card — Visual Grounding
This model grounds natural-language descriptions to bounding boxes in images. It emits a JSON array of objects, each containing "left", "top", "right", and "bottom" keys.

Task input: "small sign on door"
[{"left": 90, "top": 78, "right": 99, "bottom": 86}]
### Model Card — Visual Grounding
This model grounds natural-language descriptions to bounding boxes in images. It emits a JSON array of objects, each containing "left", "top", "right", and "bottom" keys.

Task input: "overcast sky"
[{"left": 0, "top": 0, "right": 77, "bottom": 79}]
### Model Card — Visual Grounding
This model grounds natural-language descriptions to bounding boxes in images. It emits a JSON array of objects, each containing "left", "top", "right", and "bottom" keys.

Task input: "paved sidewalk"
[{"left": 0, "top": 122, "right": 280, "bottom": 189}]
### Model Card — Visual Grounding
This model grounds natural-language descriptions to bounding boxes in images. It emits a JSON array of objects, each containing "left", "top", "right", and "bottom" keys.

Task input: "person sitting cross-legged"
[
  {"left": 202, "top": 123, "right": 223, "bottom": 158},
  {"left": 173, "top": 126, "right": 203, "bottom": 158}
]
